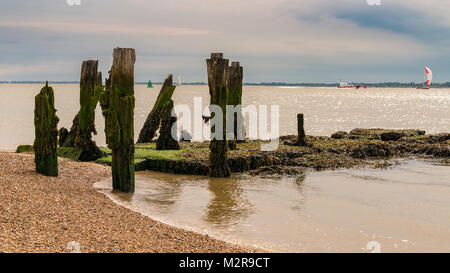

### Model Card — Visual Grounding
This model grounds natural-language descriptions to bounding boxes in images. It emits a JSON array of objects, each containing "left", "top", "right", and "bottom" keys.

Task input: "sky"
[{"left": 0, "top": 0, "right": 450, "bottom": 83}]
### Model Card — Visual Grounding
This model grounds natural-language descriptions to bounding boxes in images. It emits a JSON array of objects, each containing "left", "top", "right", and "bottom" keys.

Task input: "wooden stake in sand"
[
  {"left": 137, "top": 74, "right": 177, "bottom": 144},
  {"left": 207, "top": 53, "right": 231, "bottom": 177},
  {"left": 100, "top": 48, "right": 136, "bottom": 193},
  {"left": 75, "top": 60, "right": 103, "bottom": 161},
  {"left": 297, "top": 114, "right": 306, "bottom": 146},
  {"left": 226, "top": 61, "right": 244, "bottom": 150},
  {"left": 34, "top": 81, "right": 59, "bottom": 176}
]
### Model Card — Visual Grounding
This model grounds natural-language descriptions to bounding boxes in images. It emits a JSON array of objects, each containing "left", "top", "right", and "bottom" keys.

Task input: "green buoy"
[{"left": 147, "top": 80, "right": 153, "bottom": 88}]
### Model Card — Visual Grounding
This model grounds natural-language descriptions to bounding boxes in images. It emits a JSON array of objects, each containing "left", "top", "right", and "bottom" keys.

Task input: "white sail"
[
  {"left": 177, "top": 76, "right": 182, "bottom": 86},
  {"left": 425, "top": 66, "right": 432, "bottom": 86}
]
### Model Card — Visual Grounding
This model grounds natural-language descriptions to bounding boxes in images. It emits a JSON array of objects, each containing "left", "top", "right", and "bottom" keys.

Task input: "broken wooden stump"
[
  {"left": 227, "top": 61, "right": 244, "bottom": 150},
  {"left": 156, "top": 100, "right": 180, "bottom": 150},
  {"left": 207, "top": 53, "right": 231, "bottom": 177},
  {"left": 297, "top": 114, "right": 306, "bottom": 146},
  {"left": 34, "top": 81, "right": 59, "bottom": 176},
  {"left": 74, "top": 60, "right": 104, "bottom": 161},
  {"left": 100, "top": 48, "right": 136, "bottom": 193},
  {"left": 137, "top": 74, "right": 177, "bottom": 143},
  {"left": 60, "top": 112, "right": 79, "bottom": 147},
  {"left": 58, "top": 127, "right": 69, "bottom": 147}
]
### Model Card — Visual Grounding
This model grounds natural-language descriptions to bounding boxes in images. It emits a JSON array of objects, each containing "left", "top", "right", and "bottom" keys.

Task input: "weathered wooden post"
[
  {"left": 207, "top": 53, "right": 231, "bottom": 177},
  {"left": 137, "top": 74, "right": 177, "bottom": 143},
  {"left": 61, "top": 72, "right": 103, "bottom": 149},
  {"left": 227, "top": 61, "right": 244, "bottom": 150},
  {"left": 58, "top": 127, "right": 68, "bottom": 147},
  {"left": 297, "top": 114, "right": 306, "bottom": 146},
  {"left": 75, "top": 60, "right": 103, "bottom": 161},
  {"left": 34, "top": 81, "right": 59, "bottom": 176},
  {"left": 100, "top": 48, "right": 136, "bottom": 193},
  {"left": 156, "top": 100, "right": 180, "bottom": 150},
  {"left": 96, "top": 72, "right": 102, "bottom": 86},
  {"left": 60, "top": 112, "right": 79, "bottom": 147}
]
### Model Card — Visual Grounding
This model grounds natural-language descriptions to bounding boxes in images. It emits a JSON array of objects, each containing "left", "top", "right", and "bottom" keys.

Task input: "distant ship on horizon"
[{"left": 338, "top": 80, "right": 366, "bottom": 89}]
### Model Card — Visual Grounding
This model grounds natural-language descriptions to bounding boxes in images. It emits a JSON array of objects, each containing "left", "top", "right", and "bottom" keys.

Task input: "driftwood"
[
  {"left": 100, "top": 48, "right": 136, "bottom": 193},
  {"left": 74, "top": 60, "right": 103, "bottom": 161},
  {"left": 226, "top": 61, "right": 244, "bottom": 150},
  {"left": 34, "top": 82, "right": 59, "bottom": 176},
  {"left": 137, "top": 74, "right": 176, "bottom": 143},
  {"left": 206, "top": 53, "right": 231, "bottom": 177}
]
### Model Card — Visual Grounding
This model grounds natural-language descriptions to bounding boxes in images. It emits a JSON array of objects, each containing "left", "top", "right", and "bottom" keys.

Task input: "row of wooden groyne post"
[{"left": 33, "top": 49, "right": 306, "bottom": 193}]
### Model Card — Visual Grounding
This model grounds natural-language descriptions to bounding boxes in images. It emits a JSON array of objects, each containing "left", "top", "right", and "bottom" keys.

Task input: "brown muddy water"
[
  {"left": 1, "top": 84, "right": 449, "bottom": 252},
  {"left": 95, "top": 160, "right": 450, "bottom": 253}
]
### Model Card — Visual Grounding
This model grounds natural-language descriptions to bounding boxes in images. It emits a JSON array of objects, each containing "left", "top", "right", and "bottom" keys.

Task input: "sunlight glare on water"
[{"left": 0, "top": 84, "right": 449, "bottom": 149}]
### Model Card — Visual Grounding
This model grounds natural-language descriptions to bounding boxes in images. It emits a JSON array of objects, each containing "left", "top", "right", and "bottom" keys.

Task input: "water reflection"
[
  {"left": 291, "top": 174, "right": 307, "bottom": 211},
  {"left": 96, "top": 160, "right": 450, "bottom": 252},
  {"left": 204, "top": 177, "right": 254, "bottom": 229}
]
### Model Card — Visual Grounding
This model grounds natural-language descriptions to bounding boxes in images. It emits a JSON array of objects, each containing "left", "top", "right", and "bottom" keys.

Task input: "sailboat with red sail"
[{"left": 417, "top": 66, "right": 432, "bottom": 89}]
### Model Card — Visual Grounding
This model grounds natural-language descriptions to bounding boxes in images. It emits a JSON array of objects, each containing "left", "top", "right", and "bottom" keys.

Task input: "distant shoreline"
[{"left": 2, "top": 81, "right": 450, "bottom": 88}]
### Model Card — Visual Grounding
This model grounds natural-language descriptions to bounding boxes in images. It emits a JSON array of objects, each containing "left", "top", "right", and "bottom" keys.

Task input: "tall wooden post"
[
  {"left": 297, "top": 114, "right": 306, "bottom": 146},
  {"left": 207, "top": 53, "right": 231, "bottom": 177},
  {"left": 100, "top": 48, "right": 136, "bottom": 193},
  {"left": 34, "top": 81, "right": 59, "bottom": 176},
  {"left": 75, "top": 60, "right": 103, "bottom": 161},
  {"left": 227, "top": 61, "right": 244, "bottom": 150},
  {"left": 137, "top": 74, "right": 177, "bottom": 144}
]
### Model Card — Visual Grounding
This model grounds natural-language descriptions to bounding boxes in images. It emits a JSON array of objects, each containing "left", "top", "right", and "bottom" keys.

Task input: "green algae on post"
[
  {"left": 156, "top": 99, "right": 180, "bottom": 150},
  {"left": 75, "top": 60, "right": 104, "bottom": 161},
  {"left": 207, "top": 53, "right": 231, "bottom": 177},
  {"left": 137, "top": 74, "right": 177, "bottom": 144},
  {"left": 60, "top": 112, "right": 79, "bottom": 147},
  {"left": 100, "top": 48, "right": 136, "bottom": 193},
  {"left": 226, "top": 61, "right": 244, "bottom": 150},
  {"left": 34, "top": 81, "right": 59, "bottom": 176}
]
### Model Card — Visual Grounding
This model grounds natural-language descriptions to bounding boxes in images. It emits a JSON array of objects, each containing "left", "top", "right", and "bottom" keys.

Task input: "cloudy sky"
[{"left": 0, "top": 0, "right": 449, "bottom": 83}]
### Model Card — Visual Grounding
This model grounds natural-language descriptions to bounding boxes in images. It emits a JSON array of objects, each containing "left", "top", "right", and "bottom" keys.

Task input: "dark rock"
[
  {"left": 380, "top": 132, "right": 405, "bottom": 141},
  {"left": 331, "top": 131, "right": 349, "bottom": 139}
]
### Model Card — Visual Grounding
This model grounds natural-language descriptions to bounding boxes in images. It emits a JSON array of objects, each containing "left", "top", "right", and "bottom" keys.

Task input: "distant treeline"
[{"left": 2, "top": 81, "right": 450, "bottom": 87}]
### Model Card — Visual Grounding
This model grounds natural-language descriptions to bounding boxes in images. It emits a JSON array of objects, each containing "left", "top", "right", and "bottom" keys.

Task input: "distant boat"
[
  {"left": 338, "top": 81, "right": 361, "bottom": 89},
  {"left": 176, "top": 76, "right": 182, "bottom": 86},
  {"left": 147, "top": 80, "right": 153, "bottom": 88},
  {"left": 417, "top": 66, "right": 432, "bottom": 89}
]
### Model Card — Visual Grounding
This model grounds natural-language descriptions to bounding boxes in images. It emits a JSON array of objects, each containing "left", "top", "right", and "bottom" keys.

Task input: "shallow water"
[
  {"left": 0, "top": 84, "right": 449, "bottom": 149},
  {"left": 95, "top": 160, "right": 450, "bottom": 253}
]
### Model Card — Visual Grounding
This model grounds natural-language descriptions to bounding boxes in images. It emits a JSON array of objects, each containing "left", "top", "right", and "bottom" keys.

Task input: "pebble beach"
[{"left": 0, "top": 151, "right": 252, "bottom": 253}]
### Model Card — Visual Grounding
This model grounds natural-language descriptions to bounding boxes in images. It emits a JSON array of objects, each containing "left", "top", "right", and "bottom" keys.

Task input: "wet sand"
[{"left": 0, "top": 152, "right": 252, "bottom": 253}]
